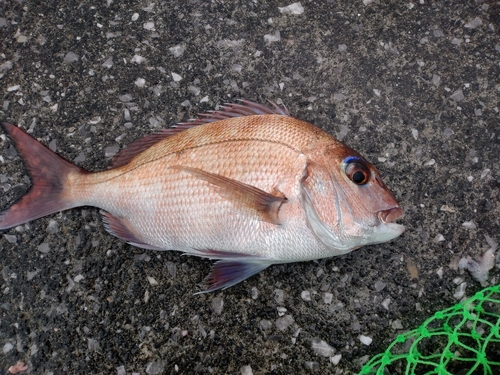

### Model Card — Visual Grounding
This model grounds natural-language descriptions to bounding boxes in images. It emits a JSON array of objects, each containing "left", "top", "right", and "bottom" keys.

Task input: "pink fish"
[{"left": 0, "top": 101, "right": 404, "bottom": 292}]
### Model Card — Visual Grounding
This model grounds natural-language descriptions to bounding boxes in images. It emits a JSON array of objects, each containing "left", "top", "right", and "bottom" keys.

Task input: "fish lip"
[{"left": 378, "top": 207, "right": 404, "bottom": 224}]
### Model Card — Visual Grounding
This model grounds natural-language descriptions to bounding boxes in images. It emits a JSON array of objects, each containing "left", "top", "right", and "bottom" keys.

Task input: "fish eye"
[{"left": 343, "top": 158, "right": 370, "bottom": 185}]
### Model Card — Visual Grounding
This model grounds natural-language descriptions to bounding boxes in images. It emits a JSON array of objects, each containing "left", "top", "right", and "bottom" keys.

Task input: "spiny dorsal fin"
[
  {"left": 110, "top": 100, "right": 290, "bottom": 168},
  {"left": 178, "top": 100, "right": 290, "bottom": 127},
  {"left": 110, "top": 124, "right": 196, "bottom": 168}
]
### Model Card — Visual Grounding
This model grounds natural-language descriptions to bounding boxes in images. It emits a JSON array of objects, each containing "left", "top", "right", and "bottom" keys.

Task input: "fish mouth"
[
  {"left": 378, "top": 207, "right": 404, "bottom": 224},
  {"left": 375, "top": 206, "right": 405, "bottom": 237}
]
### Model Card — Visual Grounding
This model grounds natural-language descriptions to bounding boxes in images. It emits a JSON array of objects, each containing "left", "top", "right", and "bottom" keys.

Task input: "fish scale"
[{"left": 0, "top": 100, "right": 404, "bottom": 292}]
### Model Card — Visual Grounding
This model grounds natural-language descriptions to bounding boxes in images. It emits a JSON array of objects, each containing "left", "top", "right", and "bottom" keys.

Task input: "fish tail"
[{"left": 0, "top": 122, "right": 87, "bottom": 230}]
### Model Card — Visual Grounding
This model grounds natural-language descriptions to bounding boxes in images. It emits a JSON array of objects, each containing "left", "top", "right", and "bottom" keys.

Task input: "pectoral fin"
[
  {"left": 175, "top": 166, "right": 287, "bottom": 225},
  {"left": 196, "top": 259, "right": 271, "bottom": 294}
]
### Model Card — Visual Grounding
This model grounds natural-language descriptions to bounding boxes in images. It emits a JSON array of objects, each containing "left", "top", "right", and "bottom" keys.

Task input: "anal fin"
[
  {"left": 174, "top": 166, "right": 287, "bottom": 225},
  {"left": 196, "top": 259, "right": 271, "bottom": 294}
]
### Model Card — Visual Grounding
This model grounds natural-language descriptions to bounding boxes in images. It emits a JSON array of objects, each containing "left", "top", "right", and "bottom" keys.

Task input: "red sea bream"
[{"left": 0, "top": 101, "right": 404, "bottom": 292}]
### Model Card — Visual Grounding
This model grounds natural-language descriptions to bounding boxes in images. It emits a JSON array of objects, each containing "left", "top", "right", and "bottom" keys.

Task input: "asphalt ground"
[{"left": 1, "top": 1, "right": 499, "bottom": 374}]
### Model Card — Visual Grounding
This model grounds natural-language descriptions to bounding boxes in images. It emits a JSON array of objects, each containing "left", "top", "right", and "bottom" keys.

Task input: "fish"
[{"left": 0, "top": 100, "right": 404, "bottom": 292}]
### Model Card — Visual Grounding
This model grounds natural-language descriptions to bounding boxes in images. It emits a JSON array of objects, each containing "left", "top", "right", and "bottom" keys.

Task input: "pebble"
[
  {"left": 311, "top": 338, "right": 335, "bottom": 357},
  {"left": 359, "top": 335, "right": 372, "bottom": 346}
]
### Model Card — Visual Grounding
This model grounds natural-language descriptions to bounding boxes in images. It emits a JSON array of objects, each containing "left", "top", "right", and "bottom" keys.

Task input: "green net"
[{"left": 360, "top": 284, "right": 500, "bottom": 375}]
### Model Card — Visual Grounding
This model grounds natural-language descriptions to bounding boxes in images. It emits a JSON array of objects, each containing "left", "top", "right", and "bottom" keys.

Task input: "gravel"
[{"left": 1, "top": 0, "right": 499, "bottom": 374}]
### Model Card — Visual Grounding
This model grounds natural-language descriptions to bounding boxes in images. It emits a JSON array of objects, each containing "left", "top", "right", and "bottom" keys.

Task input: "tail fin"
[{"left": 0, "top": 122, "right": 87, "bottom": 230}]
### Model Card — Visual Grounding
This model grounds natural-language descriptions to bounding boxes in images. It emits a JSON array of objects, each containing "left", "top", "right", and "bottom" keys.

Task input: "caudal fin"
[{"left": 0, "top": 122, "right": 87, "bottom": 230}]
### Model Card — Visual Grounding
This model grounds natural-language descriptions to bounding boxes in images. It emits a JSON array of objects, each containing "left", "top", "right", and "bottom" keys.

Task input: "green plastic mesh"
[{"left": 360, "top": 284, "right": 500, "bottom": 375}]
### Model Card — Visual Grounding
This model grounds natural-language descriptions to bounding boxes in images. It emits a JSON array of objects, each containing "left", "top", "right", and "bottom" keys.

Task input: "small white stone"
[
  {"left": 301, "top": 290, "right": 311, "bottom": 301},
  {"left": 105, "top": 145, "right": 119, "bottom": 157},
  {"left": 145, "top": 361, "right": 164, "bottom": 375},
  {"left": 143, "top": 22, "right": 155, "bottom": 30},
  {"left": 275, "top": 314, "right": 294, "bottom": 331},
  {"left": 46, "top": 219, "right": 59, "bottom": 234},
  {"left": 436, "top": 267, "right": 443, "bottom": 278},
  {"left": 330, "top": 354, "right": 342, "bottom": 365},
  {"left": 323, "top": 293, "right": 333, "bottom": 304},
  {"left": 374, "top": 281, "right": 386, "bottom": 292},
  {"left": 38, "top": 242, "right": 50, "bottom": 253},
  {"left": 411, "top": 128, "right": 418, "bottom": 140},
  {"left": 135, "top": 78, "right": 146, "bottom": 87},
  {"left": 212, "top": 296, "right": 223, "bottom": 314},
  {"left": 3, "top": 343, "right": 14, "bottom": 354},
  {"left": 434, "top": 234, "right": 445, "bottom": 242},
  {"left": 432, "top": 74, "right": 441, "bottom": 87},
  {"left": 169, "top": 45, "right": 185, "bottom": 57},
  {"left": 274, "top": 289, "right": 284, "bottom": 304},
  {"left": 3, "top": 234, "right": 17, "bottom": 244},
  {"left": 131, "top": 13, "right": 139, "bottom": 21},
  {"left": 188, "top": 86, "right": 200, "bottom": 96},
  {"left": 382, "top": 297, "right": 391, "bottom": 310},
  {"left": 311, "top": 338, "right": 335, "bottom": 357},
  {"left": 240, "top": 365, "right": 253, "bottom": 375},
  {"left": 450, "top": 90, "right": 465, "bottom": 102},
  {"left": 264, "top": 30, "right": 281, "bottom": 44},
  {"left": 480, "top": 169, "right": 490, "bottom": 179},
  {"left": 391, "top": 319, "right": 403, "bottom": 329},
  {"left": 74, "top": 274, "right": 84, "bottom": 282},
  {"left": 147, "top": 276, "right": 158, "bottom": 286},
  {"left": 102, "top": 57, "right": 113, "bottom": 68},
  {"left": 462, "top": 221, "right": 476, "bottom": 229},
  {"left": 64, "top": 51, "right": 79, "bottom": 63},
  {"left": 453, "top": 282, "right": 467, "bottom": 299},
  {"left": 278, "top": 2, "right": 304, "bottom": 15},
  {"left": 171, "top": 72, "right": 182, "bottom": 82},
  {"left": 7, "top": 85, "right": 20, "bottom": 92},
  {"left": 251, "top": 287, "right": 259, "bottom": 299},
  {"left": 131, "top": 55, "right": 145, "bottom": 64},
  {"left": 359, "top": 335, "right": 372, "bottom": 346},
  {"left": 465, "top": 17, "right": 482, "bottom": 29}
]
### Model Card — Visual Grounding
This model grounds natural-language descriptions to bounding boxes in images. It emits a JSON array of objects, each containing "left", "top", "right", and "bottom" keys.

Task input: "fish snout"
[{"left": 378, "top": 206, "right": 404, "bottom": 223}]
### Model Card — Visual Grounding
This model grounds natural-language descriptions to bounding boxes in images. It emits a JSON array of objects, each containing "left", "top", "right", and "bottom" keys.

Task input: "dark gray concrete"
[{"left": 1, "top": 1, "right": 499, "bottom": 374}]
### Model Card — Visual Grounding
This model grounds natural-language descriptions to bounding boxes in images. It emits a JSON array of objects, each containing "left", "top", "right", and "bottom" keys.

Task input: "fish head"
[{"left": 302, "top": 144, "right": 404, "bottom": 255}]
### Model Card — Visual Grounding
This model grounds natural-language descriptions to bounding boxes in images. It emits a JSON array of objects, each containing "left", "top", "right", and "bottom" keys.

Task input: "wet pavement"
[{"left": 1, "top": 1, "right": 499, "bottom": 374}]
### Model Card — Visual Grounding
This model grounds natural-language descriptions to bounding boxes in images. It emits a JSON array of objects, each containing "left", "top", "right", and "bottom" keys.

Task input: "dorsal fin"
[
  {"left": 110, "top": 125, "right": 196, "bottom": 168},
  {"left": 177, "top": 100, "right": 290, "bottom": 127},
  {"left": 110, "top": 100, "right": 290, "bottom": 168}
]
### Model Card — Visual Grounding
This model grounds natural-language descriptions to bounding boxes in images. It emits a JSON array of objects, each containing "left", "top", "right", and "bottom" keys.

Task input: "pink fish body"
[{"left": 0, "top": 101, "right": 404, "bottom": 292}]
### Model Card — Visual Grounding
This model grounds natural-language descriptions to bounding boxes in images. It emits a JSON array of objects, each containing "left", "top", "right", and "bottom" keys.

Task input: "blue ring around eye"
[{"left": 342, "top": 156, "right": 364, "bottom": 171}]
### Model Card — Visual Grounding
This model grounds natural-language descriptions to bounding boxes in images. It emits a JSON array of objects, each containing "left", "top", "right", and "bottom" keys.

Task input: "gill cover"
[{"left": 300, "top": 159, "right": 404, "bottom": 254}]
